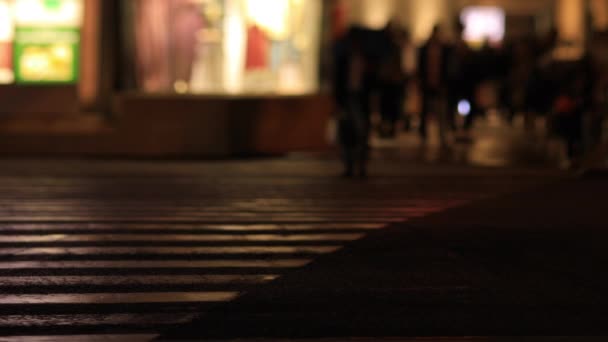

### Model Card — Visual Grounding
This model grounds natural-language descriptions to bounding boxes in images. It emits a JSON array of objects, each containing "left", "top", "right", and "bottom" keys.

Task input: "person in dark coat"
[
  {"left": 418, "top": 25, "right": 450, "bottom": 143},
  {"left": 378, "top": 22, "right": 407, "bottom": 138},
  {"left": 333, "top": 29, "right": 371, "bottom": 178},
  {"left": 446, "top": 21, "right": 475, "bottom": 134}
]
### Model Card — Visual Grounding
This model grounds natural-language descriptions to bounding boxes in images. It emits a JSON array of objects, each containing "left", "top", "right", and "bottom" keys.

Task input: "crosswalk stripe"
[
  {"left": 0, "top": 259, "right": 312, "bottom": 269},
  {"left": 0, "top": 292, "right": 239, "bottom": 304},
  {"left": 0, "top": 223, "right": 385, "bottom": 232},
  {"left": 0, "top": 164, "right": 492, "bottom": 339},
  {"left": 0, "top": 234, "right": 365, "bottom": 243},
  {"left": 0, "top": 218, "right": 403, "bottom": 223},
  {"left": 3, "top": 202, "right": 455, "bottom": 206},
  {"left": 0, "top": 275, "right": 279, "bottom": 286},
  {"left": 0, "top": 208, "right": 451, "bottom": 214},
  {"left": 0, "top": 337, "right": 493, "bottom": 342},
  {"left": 0, "top": 246, "right": 341, "bottom": 256},
  {"left": 0, "top": 217, "right": 405, "bottom": 223},
  {"left": 0, "top": 334, "right": 158, "bottom": 342}
]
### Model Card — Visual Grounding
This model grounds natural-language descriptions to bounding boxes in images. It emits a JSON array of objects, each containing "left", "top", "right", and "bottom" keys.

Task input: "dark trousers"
[
  {"left": 340, "top": 92, "right": 370, "bottom": 174},
  {"left": 380, "top": 83, "right": 404, "bottom": 135},
  {"left": 420, "top": 88, "right": 447, "bottom": 141},
  {"left": 447, "top": 83, "right": 476, "bottom": 131}
]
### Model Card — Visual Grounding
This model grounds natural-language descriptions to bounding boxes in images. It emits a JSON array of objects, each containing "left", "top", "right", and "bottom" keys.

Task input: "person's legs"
[
  {"left": 391, "top": 85, "right": 405, "bottom": 136},
  {"left": 402, "top": 83, "right": 412, "bottom": 131},
  {"left": 379, "top": 84, "right": 402, "bottom": 138},
  {"left": 435, "top": 93, "right": 449, "bottom": 146},
  {"left": 379, "top": 85, "right": 391, "bottom": 137},
  {"left": 355, "top": 141, "right": 369, "bottom": 178},
  {"left": 340, "top": 94, "right": 362, "bottom": 177},
  {"left": 419, "top": 89, "right": 431, "bottom": 140},
  {"left": 339, "top": 118, "right": 355, "bottom": 177},
  {"left": 447, "top": 93, "right": 458, "bottom": 132},
  {"left": 463, "top": 86, "right": 477, "bottom": 132},
  {"left": 343, "top": 91, "right": 370, "bottom": 178},
  {"left": 357, "top": 97, "right": 371, "bottom": 177},
  {"left": 342, "top": 146, "right": 355, "bottom": 177}
]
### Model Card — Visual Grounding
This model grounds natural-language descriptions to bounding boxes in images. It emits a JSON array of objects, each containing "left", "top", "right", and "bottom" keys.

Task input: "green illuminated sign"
[
  {"left": 12, "top": 0, "right": 83, "bottom": 84},
  {"left": 44, "top": 0, "right": 62, "bottom": 10},
  {"left": 13, "top": 27, "right": 80, "bottom": 83}
]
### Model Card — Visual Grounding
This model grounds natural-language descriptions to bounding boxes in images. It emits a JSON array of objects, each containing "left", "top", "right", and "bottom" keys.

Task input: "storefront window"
[
  {"left": 0, "top": 0, "right": 83, "bottom": 85},
  {"left": 132, "top": 0, "right": 323, "bottom": 95},
  {"left": 0, "top": 0, "right": 14, "bottom": 83},
  {"left": 461, "top": 6, "right": 506, "bottom": 47}
]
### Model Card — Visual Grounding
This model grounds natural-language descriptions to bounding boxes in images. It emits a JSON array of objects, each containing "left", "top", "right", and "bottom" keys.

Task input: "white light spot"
[{"left": 458, "top": 99, "right": 471, "bottom": 116}]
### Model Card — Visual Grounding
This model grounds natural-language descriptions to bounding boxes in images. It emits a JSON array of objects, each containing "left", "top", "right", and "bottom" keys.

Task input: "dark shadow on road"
[{"left": 159, "top": 177, "right": 608, "bottom": 340}]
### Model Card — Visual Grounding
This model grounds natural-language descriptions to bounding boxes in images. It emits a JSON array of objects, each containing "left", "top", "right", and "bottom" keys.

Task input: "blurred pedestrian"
[
  {"left": 378, "top": 22, "right": 407, "bottom": 138},
  {"left": 333, "top": 29, "right": 371, "bottom": 178},
  {"left": 504, "top": 38, "right": 535, "bottom": 124},
  {"left": 399, "top": 29, "right": 418, "bottom": 131},
  {"left": 446, "top": 21, "right": 475, "bottom": 136},
  {"left": 550, "top": 58, "right": 595, "bottom": 167},
  {"left": 418, "top": 25, "right": 450, "bottom": 144}
]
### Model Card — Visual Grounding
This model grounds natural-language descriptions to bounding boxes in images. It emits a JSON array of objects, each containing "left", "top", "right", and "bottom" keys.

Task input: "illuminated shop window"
[
  {"left": 13, "top": 0, "right": 83, "bottom": 84},
  {"left": 0, "top": 0, "right": 14, "bottom": 84},
  {"left": 461, "top": 6, "right": 505, "bottom": 47},
  {"left": 133, "top": 0, "right": 323, "bottom": 95}
]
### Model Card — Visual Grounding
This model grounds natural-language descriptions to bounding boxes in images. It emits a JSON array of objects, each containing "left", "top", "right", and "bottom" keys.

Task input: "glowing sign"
[
  {"left": 14, "top": 27, "right": 79, "bottom": 83},
  {"left": 13, "top": 0, "right": 83, "bottom": 83},
  {"left": 14, "top": 0, "right": 83, "bottom": 27},
  {"left": 0, "top": 0, "right": 14, "bottom": 84},
  {"left": 245, "top": 0, "right": 290, "bottom": 39},
  {"left": 461, "top": 6, "right": 505, "bottom": 45}
]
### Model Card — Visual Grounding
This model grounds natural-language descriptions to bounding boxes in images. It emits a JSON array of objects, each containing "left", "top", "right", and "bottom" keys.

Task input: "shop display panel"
[
  {"left": 132, "top": 0, "right": 322, "bottom": 95},
  {"left": 0, "top": 0, "right": 83, "bottom": 84},
  {"left": 0, "top": 0, "right": 13, "bottom": 84}
]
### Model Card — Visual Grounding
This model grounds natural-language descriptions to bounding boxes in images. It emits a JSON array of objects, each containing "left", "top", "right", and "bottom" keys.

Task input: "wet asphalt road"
[{"left": 0, "top": 157, "right": 568, "bottom": 341}]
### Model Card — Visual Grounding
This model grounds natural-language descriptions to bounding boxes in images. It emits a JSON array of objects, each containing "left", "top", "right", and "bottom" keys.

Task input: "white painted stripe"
[
  {"left": 0, "top": 223, "right": 385, "bottom": 231},
  {"left": 0, "top": 199, "right": 459, "bottom": 205},
  {"left": 0, "top": 291, "right": 239, "bottom": 304},
  {"left": 0, "top": 259, "right": 311, "bottom": 269},
  {"left": 0, "top": 217, "right": 403, "bottom": 222},
  {"left": 0, "top": 234, "right": 365, "bottom": 243},
  {"left": 0, "top": 334, "right": 158, "bottom": 342},
  {"left": 0, "top": 207, "right": 450, "bottom": 214},
  {"left": 0, "top": 246, "right": 341, "bottom": 256},
  {"left": 0, "top": 335, "right": 490, "bottom": 342},
  {"left": 0, "top": 215, "right": 404, "bottom": 224},
  {"left": 0, "top": 275, "right": 279, "bottom": 286}
]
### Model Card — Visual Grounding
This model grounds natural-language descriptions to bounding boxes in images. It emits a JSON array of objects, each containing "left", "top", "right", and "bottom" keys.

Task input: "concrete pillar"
[
  {"left": 78, "top": 0, "right": 105, "bottom": 112},
  {"left": 403, "top": 0, "right": 454, "bottom": 44},
  {"left": 555, "top": 0, "right": 586, "bottom": 44},
  {"left": 344, "top": 0, "right": 455, "bottom": 42},
  {"left": 554, "top": 0, "right": 587, "bottom": 60},
  {"left": 348, "top": 0, "right": 396, "bottom": 29},
  {"left": 590, "top": 0, "right": 608, "bottom": 31}
]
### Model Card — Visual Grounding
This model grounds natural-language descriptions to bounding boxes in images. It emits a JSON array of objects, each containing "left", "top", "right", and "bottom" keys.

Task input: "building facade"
[
  {"left": 0, "top": 0, "right": 331, "bottom": 157},
  {"left": 0, "top": 0, "right": 606, "bottom": 157}
]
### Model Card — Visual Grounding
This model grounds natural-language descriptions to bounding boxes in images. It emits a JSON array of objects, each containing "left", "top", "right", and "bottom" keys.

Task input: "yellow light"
[
  {"left": 14, "top": 0, "right": 83, "bottom": 27},
  {"left": 361, "top": 0, "right": 394, "bottom": 29},
  {"left": 0, "top": 0, "right": 13, "bottom": 42},
  {"left": 0, "top": 69, "right": 13, "bottom": 83},
  {"left": 51, "top": 45, "right": 70, "bottom": 60},
  {"left": 409, "top": 0, "right": 450, "bottom": 44},
  {"left": 20, "top": 45, "right": 74, "bottom": 81},
  {"left": 174, "top": 80, "right": 189, "bottom": 94},
  {"left": 245, "top": 0, "right": 290, "bottom": 39},
  {"left": 222, "top": 0, "right": 246, "bottom": 93},
  {"left": 23, "top": 52, "right": 50, "bottom": 73}
]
